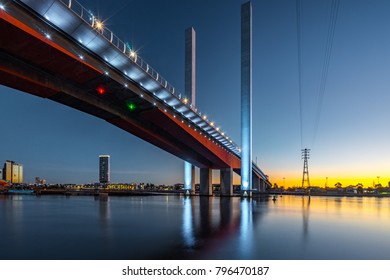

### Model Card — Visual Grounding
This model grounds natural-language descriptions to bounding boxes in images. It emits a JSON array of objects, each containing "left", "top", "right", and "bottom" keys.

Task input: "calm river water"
[{"left": 1, "top": 194, "right": 390, "bottom": 260}]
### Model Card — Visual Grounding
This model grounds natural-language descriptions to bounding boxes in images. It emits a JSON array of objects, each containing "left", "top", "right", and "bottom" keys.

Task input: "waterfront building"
[
  {"left": 35, "top": 177, "right": 46, "bottom": 185},
  {"left": 3, "top": 160, "right": 23, "bottom": 183},
  {"left": 99, "top": 155, "right": 110, "bottom": 184}
]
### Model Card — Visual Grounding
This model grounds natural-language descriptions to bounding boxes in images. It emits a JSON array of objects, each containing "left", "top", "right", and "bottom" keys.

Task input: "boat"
[{"left": 7, "top": 189, "right": 35, "bottom": 195}]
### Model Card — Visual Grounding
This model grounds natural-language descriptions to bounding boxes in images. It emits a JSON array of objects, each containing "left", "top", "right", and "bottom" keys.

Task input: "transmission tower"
[{"left": 301, "top": 148, "right": 311, "bottom": 188}]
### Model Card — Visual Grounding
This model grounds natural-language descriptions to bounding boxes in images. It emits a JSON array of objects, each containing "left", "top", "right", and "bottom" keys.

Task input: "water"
[{"left": 1, "top": 194, "right": 390, "bottom": 260}]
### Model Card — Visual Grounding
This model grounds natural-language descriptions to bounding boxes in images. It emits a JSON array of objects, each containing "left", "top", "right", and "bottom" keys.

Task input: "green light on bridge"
[{"left": 127, "top": 102, "right": 136, "bottom": 111}]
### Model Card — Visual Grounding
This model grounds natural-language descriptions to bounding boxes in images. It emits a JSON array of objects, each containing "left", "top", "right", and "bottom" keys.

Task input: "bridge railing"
[{"left": 60, "top": 0, "right": 181, "bottom": 103}]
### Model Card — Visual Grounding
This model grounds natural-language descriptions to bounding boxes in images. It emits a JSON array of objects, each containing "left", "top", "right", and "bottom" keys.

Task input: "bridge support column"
[
  {"left": 199, "top": 168, "right": 212, "bottom": 196},
  {"left": 184, "top": 162, "right": 195, "bottom": 194},
  {"left": 260, "top": 179, "right": 266, "bottom": 193},
  {"left": 252, "top": 175, "right": 260, "bottom": 192},
  {"left": 240, "top": 2, "right": 252, "bottom": 195},
  {"left": 183, "top": 27, "right": 196, "bottom": 195},
  {"left": 220, "top": 168, "right": 233, "bottom": 196}
]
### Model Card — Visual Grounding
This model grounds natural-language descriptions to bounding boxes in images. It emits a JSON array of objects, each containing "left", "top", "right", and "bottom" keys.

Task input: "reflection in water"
[
  {"left": 97, "top": 195, "right": 113, "bottom": 255},
  {"left": 98, "top": 195, "right": 111, "bottom": 226},
  {"left": 3, "top": 195, "right": 390, "bottom": 259},
  {"left": 199, "top": 196, "right": 212, "bottom": 237},
  {"left": 180, "top": 196, "right": 244, "bottom": 259},
  {"left": 182, "top": 197, "right": 195, "bottom": 248},
  {"left": 220, "top": 197, "right": 232, "bottom": 228},
  {"left": 301, "top": 196, "right": 310, "bottom": 244},
  {"left": 239, "top": 199, "right": 253, "bottom": 258}
]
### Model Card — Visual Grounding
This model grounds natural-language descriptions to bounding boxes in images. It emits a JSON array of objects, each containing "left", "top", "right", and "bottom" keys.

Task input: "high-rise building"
[
  {"left": 4, "top": 161, "right": 12, "bottom": 182},
  {"left": 3, "top": 160, "right": 23, "bottom": 183},
  {"left": 16, "top": 164, "right": 23, "bottom": 184},
  {"left": 99, "top": 155, "right": 110, "bottom": 184}
]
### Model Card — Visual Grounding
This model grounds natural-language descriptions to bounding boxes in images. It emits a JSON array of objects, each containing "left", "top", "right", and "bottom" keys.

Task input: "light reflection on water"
[{"left": 1, "top": 194, "right": 390, "bottom": 259}]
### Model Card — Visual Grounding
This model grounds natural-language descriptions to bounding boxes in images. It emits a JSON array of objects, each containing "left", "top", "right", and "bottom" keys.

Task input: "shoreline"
[{"left": 1, "top": 188, "right": 390, "bottom": 198}]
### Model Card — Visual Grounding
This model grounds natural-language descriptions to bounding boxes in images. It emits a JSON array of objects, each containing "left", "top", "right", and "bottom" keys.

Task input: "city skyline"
[{"left": 1, "top": 0, "right": 389, "bottom": 187}]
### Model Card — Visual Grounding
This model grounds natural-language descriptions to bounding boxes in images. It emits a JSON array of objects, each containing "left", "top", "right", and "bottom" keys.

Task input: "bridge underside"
[{"left": 0, "top": 6, "right": 243, "bottom": 172}]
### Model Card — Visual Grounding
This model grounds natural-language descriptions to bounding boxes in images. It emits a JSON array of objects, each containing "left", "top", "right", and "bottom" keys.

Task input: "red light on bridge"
[{"left": 97, "top": 86, "right": 106, "bottom": 95}]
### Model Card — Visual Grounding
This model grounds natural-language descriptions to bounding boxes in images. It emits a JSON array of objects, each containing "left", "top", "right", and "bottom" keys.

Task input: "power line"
[
  {"left": 296, "top": 0, "right": 304, "bottom": 149},
  {"left": 312, "top": 0, "right": 341, "bottom": 146}
]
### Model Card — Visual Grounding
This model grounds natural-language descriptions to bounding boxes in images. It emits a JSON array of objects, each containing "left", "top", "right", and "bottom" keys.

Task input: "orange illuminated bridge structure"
[{"left": 0, "top": 0, "right": 271, "bottom": 195}]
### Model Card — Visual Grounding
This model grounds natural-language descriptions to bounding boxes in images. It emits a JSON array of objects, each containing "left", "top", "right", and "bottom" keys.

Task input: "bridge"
[{"left": 0, "top": 0, "right": 271, "bottom": 194}]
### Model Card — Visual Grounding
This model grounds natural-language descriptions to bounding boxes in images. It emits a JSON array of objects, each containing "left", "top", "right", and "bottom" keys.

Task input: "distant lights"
[
  {"left": 183, "top": 98, "right": 188, "bottom": 104},
  {"left": 210, "top": 122, "right": 214, "bottom": 127},
  {"left": 45, "top": 33, "right": 51, "bottom": 39},
  {"left": 0, "top": 4, "right": 5, "bottom": 10},
  {"left": 79, "top": 55, "right": 84, "bottom": 60},
  {"left": 202, "top": 115, "right": 207, "bottom": 120},
  {"left": 104, "top": 71, "right": 109, "bottom": 76}
]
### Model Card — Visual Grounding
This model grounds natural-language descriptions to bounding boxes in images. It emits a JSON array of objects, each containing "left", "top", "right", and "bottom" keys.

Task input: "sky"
[{"left": 1, "top": 0, "right": 389, "bottom": 187}]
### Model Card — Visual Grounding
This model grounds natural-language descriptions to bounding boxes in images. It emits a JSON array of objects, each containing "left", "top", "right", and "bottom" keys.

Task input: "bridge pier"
[
  {"left": 240, "top": 1, "right": 253, "bottom": 194},
  {"left": 252, "top": 175, "right": 260, "bottom": 192},
  {"left": 260, "top": 179, "right": 266, "bottom": 193},
  {"left": 184, "top": 162, "right": 195, "bottom": 194},
  {"left": 183, "top": 27, "right": 196, "bottom": 195},
  {"left": 220, "top": 168, "right": 233, "bottom": 196},
  {"left": 199, "top": 168, "right": 212, "bottom": 196}
]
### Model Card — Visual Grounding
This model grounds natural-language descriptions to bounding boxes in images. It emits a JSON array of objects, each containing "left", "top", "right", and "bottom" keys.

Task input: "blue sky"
[{"left": 1, "top": 0, "right": 389, "bottom": 186}]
